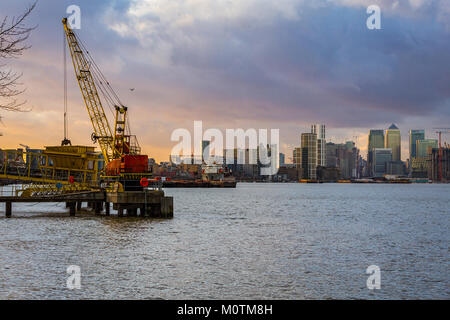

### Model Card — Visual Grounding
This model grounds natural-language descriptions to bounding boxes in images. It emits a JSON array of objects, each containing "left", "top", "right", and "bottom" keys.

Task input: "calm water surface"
[{"left": 0, "top": 183, "right": 448, "bottom": 299}]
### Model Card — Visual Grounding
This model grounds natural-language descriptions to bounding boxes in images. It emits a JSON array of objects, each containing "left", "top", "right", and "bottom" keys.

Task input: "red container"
[
  {"left": 120, "top": 155, "right": 148, "bottom": 173},
  {"left": 106, "top": 155, "right": 148, "bottom": 175},
  {"left": 106, "top": 159, "right": 121, "bottom": 176}
]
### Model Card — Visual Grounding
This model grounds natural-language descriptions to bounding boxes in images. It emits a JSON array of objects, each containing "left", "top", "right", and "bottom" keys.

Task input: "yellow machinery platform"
[{"left": 0, "top": 145, "right": 104, "bottom": 195}]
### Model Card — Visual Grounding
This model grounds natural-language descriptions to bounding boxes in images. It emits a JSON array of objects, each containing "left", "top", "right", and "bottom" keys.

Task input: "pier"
[{"left": 0, "top": 190, "right": 173, "bottom": 218}]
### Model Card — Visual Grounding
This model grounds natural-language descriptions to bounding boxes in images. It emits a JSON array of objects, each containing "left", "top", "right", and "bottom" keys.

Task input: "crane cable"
[
  {"left": 63, "top": 30, "right": 68, "bottom": 140},
  {"left": 75, "top": 33, "right": 123, "bottom": 106},
  {"left": 80, "top": 38, "right": 134, "bottom": 138},
  {"left": 70, "top": 30, "right": 138, "bottom": 143},
  {"left": 72, "top": 33, "right": 117, "bottom": 121}
]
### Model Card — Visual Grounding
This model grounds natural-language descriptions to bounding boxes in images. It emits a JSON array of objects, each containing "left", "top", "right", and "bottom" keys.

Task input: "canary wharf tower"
[{"left": 385, "top": 124, "right": 401, "bottom": 162}]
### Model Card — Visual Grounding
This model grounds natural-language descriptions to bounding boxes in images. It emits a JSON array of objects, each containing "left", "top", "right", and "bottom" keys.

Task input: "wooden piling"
[
  {"left": 161, "top": 197, "right": 173, "bottom": 218},
  {"left": 5, "top": 201, "right": 12, "bottom": 218}
]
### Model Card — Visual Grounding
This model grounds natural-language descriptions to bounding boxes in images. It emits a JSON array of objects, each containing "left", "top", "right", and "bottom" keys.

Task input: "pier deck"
[{"left": 0, "top": 190, "right": 173, "bottom": 219}]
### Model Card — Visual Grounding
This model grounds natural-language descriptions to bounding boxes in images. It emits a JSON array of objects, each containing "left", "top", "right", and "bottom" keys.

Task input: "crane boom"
[{"left": 62, "top": 18, "right": 130, "bottom": 164}]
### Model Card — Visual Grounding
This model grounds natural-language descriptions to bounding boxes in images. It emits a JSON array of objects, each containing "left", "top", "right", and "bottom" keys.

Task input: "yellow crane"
[{"left": 62, "top": 18, "right": 140, "bottom": 165}]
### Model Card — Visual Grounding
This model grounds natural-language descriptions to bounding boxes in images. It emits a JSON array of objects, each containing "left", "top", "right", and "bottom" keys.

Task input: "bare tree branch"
[{"left": 0, "top": 1, "right": 37, "bottom": 111}]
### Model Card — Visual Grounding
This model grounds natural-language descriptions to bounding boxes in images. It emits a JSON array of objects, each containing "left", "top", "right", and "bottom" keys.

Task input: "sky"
[{"left": 0, "top": 0, "right": 449, "bottom": 162}]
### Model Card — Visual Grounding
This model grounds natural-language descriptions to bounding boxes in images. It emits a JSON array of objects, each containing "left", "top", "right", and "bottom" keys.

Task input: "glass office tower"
[{"left": 385, "top": 124, "right": 401, "bottom": 162}]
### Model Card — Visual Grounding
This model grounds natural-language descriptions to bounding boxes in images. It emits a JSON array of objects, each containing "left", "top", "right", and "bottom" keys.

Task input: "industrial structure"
[
  {"left": 434, "top": 128, "right": 450, "bottom": 182},
  {"left": 0, "top": 18, "right": 173, "bottom": 218}
]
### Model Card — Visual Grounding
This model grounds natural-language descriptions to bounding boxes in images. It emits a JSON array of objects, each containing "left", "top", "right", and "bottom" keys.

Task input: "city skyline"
[
  {"left": 0, "top": 1, "right": 450, "bottom": 163},
  {"left": 0, "top": 1, "right": 448, "bottom": 303}
]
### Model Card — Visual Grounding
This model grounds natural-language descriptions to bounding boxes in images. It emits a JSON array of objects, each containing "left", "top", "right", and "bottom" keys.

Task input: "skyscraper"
[
  {"left": 301, "top": 133, "right": 317, "bottom": 179},
  {"left": 279, "top": 153, "right": 285, "bottom": 166},
  {"left": 311, "top": 124, "right": 326, "bottom": 167},
  {"left": 293, "top": 147, "right": 301, "bottom": 168},
  {"left": 410, "top": 139, "right": 438, "bottom": 178},
  {"left": 326, "top": 141, "right": 360, "bottom": 179},
  {"left": 385, "top": 124, "right": 401, "bottom": 162},
  {"left": 368, "top": 129, "right": 385, "bottom": 176},
  {"left": 373, "top": 148, "right": 392, "bottom": 177},
  {"left": 325, "top": 142, "right": 338, "bottom": 168},
  {"left": 409, "top": 129, "right": 425, "bottom": 160},
  {"left": 416, "top": 139, "right": 438, "bottom": 158}
]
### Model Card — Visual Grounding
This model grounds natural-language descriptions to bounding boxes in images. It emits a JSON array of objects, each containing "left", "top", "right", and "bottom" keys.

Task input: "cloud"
[
  {"left": 100, "top": 0, "right": 450, "bottom": 125},
  {"left": 1, "top": 0, "right": 449, "bottom": 162}
]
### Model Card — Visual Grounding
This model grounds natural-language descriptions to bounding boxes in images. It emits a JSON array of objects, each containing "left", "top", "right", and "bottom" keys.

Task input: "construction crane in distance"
[
  {"left": 434, "top": 128, "right": 450, "bottom": 182},
  {"left": 62, "top": 18, "right": 149, "bottom": 187}
]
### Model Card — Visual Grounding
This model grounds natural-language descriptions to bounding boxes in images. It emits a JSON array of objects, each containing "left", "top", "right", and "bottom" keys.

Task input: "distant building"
[
  {"left": 223, "top": 146, "right": 278, "bottom": 179},
  {"left": 301, "top": 133, "right": 317, "bottom": 179},
  {"left": 416, "top": 139, "right": 438, "bottom": 158},
  {"left": 325, "top": 142, "right": 338, "bottom": 168},
  {"left": 317, "top": 166, "right": 340, "bottom": 181},
  {"left": 347, "top": 141, "right": 360, "bottom": 179},
  {"left": 325, "top": 141, "right": 359, "bottom": 179},
  {"left": 409, "top": 129, "right": 425, "bottom": 160},
  {"left": 224, "top": 148, "right": 258, "bottom": 179},
  {"left": 311, "top": 124, "right": 326, "bottom": 167},
  {"left": 359, "top": 157, "right": 368, "bottom": 177},
  {"left": 275, "top": 165, "right": 303, "bottom": 182},
  {"left": 373, "top": 148, "right": 392, "bottom": 177},
  {"left": 368, "top": 129, "right": 385, "bottom": 176},
  {"left": 411, "top": 157, "right": 430, "bottom": 178},
  {"left": 385, "top": 124, "right": 401, "bottom": 162},
  {"left": 410, "top": 139, "right": 438, "bottom": 178},
  {"left": 279, "top": 153, "right": 285, "bottom": 167},
  {"left": 431, "top": 147, "right": 450, "bottom": 182},
  {"left": 386, "top": 161, "right": 405, "bottom": 176},
  {"left": 293, "top": 147, "right": 301, "bottom": 168}
]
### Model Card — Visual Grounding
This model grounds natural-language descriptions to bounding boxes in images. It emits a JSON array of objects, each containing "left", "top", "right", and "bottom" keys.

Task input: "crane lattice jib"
[{"left": 63, "top": 18, "right": 116, "bottom": 163}]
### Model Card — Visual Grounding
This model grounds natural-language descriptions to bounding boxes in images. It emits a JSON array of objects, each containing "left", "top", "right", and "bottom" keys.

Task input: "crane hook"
[{"left": 91, "top": 133, "right": 98, "bottom": 143}]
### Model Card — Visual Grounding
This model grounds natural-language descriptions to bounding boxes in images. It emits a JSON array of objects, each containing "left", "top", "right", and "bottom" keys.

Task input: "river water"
[{"left": 0, "top": 183, "right": 448, "bottom": 299}]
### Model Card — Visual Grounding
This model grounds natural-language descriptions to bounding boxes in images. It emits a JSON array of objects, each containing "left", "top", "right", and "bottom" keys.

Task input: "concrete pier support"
[
  {"left": 69, "top": 202, "right": 76, "bottom": 216},
  {"left": 127, "top": 208, "right": 137, "bottom": 217},
  {"left": 105, "top": 202, "right": 110, "bottom": 216},
  {"left": 139, "top": 206, "right": 146, "bottom": 217},
  {"left": 95, "top": 202, "right": 103, "bottom": 215},
  {"left": 155, "top": 204, "right": 162, "bottom": 218},
  {"left": 0, "top": 190, "right": 173, "bottom": 219},
  {"left": 106, "top": 191, "right": 173, "bottom": 218},
  {"left": 5, "top": 201, "right": 12, "bottom": 218}
]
